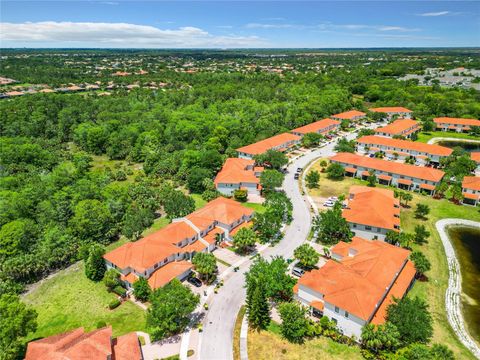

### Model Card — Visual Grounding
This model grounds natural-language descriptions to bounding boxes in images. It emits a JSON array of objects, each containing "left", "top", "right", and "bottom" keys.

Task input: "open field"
[
  {"left": 416, "top": 131, "right": 479, "bottom": 143},
  {"left": 23, "top": 262, "right": 147, "bottom": 340},
  {"left": 248, "top": 321, "right": 363, "bottom": 360},
  {"left": 304, "top": 159, "right": 480, "bottom": 359}
]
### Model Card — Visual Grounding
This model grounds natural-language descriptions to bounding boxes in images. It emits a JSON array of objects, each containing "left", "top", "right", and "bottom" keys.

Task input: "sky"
[{"left": 1, "top": 1, "right": 479, "bottom": 48}]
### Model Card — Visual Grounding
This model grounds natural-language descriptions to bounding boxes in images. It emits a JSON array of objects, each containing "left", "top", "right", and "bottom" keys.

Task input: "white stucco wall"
[{"left": 323, "top": 302, "right": 366, "bottom": 340}]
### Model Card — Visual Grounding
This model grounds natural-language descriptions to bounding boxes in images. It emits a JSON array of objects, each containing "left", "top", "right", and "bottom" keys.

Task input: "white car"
[
  {"left": 328, "top": 196, "right": 338, "bottom": 201},
  {"left": 323, "top": 201, "right": 335, "bottom": 207}
]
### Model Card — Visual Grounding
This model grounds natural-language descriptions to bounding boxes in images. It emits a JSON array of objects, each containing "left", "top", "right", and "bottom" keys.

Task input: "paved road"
[{"left": 198, "top": 132, "right": 360, "bottom": 360}]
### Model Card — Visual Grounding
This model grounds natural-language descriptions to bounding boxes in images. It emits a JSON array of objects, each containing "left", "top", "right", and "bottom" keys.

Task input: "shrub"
[
  {"left": 233, "top": 189, "right": 248, "bottom": 202},
  {"left": 113, "top": 285, "right": 126, "bottom": 297},
  {"left": 96, "top": 320, "right": 107, "bottom": 328},
  {"left": 108, "top": 299, "right": 121, "bottom": 309}
]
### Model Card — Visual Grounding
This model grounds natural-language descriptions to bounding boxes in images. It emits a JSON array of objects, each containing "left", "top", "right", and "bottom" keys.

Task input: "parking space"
[{"left": 213, "top": 247, "right": 243, "bottom": 267}]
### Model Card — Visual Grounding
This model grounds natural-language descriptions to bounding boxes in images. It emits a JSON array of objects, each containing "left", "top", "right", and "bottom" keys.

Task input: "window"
[
  {"left": 352, "top": 223, "right": 357, "bottom": 228},
  {"left": 332, "top": 318, "right": 338, "bottom": 324},
  {"left": 377, "top": 228, "right": 381, "bottom": 233},
  {"left": 365, "top": 226, "right": 372, "bottom": 231},
  {"left": 345, "top": 311, "right": 349, "bottom": 318},
  {"left": 335, "top": 306, "right": 339, "bottom": 313}
]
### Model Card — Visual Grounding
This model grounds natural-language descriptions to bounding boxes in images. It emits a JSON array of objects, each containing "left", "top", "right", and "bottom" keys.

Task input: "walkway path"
[
  {"left": 435, "top": 219, "right": 480, "bottom": 359},
  {"left": 427, "top": 137, "right": 480, "bottom": 145}
]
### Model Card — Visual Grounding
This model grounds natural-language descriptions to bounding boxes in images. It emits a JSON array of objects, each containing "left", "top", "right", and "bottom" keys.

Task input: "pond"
[
  {"left": 448, "top": 226, "right": 480, "bottom": 343},
  {"left": 437, "top": 140, "right": 480, "bottom": 153}
]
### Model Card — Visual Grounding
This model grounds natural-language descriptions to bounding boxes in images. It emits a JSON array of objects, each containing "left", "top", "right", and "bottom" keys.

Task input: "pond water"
[
  {"left": 437, "top": 140, "right": 480, "bottom": 153},
  {"left": 448, "top": 226, "right": 480, "bottom": 343}
]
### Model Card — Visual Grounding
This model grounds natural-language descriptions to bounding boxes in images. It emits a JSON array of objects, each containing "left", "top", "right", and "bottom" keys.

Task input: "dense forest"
[{"left": 1, "top": 49, "right": 480, "bottom": 295}]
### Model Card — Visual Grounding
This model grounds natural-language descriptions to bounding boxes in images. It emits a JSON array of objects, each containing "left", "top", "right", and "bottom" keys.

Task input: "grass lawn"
[
  {"left": 244, "top": 202, "right": 266, "bottom": 214},
  {"left": 248, "top": 321, "right": 363, "bottom": 360},
  {"left": 191, "top": 193, "right": 207, "bottom": 209},
  {"left": 416, "top": 131, "right": 479, "bottom": 143},
  {"left": 305, "top": 158, "right": 480, "bottom": 359},
  {"left": 233, "top": 306, "right": 246, "bottom": 360},
  {"left": 23, "top": 262, "right": 147, "bottom": 340}
]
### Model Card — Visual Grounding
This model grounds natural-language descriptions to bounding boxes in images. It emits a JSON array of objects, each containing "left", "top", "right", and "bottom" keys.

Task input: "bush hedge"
[
  {"left": 108, "top": 299, "right": 121, "bottom": 309},
  {"left": 113, "top": 285, "right": 126, "bottom": 297}
]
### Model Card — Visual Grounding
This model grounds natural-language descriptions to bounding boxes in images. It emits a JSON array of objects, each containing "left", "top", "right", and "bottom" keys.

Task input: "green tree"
[
  {"left": 69, "top": 199, "right": 114, "bottom": 244},
  {"left": 133, "top": 277, "right": 152, "bottom": 302},
  {"left": 233, "top": 189, "right": 248, "bottom": 202},
  {"left": 247, "top": 280, "right": 270, "bottom": 330},
  {"left": 233, "top": 227, "right": 257, "bottom": 254},
  {"left": 301, "top": 132, "right": 323, "bottom": 148},
  {"left": 414, "top": 203, "right": 430, "bottom": 219},
  {"left": 254, "top": 150, "right": 288, "bottom": 170},
  {"left": 387, "top": 296, "right": 433, "bottom": 345},
  {"left": 361, "top": 322, "right": 401, "bottom": 354},
  {"left": 313, "top": 202, "right": 353, "bottom": 245},
  {"left": 430, "top": 344, "right": 455, "bottom": 360},
  {"left": 192, "top": 252, "right": 217, "bottom": 282},
  {"left": 122, "top": 205, "right": 155, "bottom": 240},
  {"left": 84, "top": 244, "right": 106, "bottom": 281},
  {"left": 260, "top": 169, "right": 284, "bottom": 193},
  {"left": 367, "top": 169, "right": 376, "bottom": 187},
  {"left": 103, "top": 268, "right": 120, "bottom": 291},
  {"left": 334, "top": 137, "right": 356, "bottom": 153},
  {"left": 293, "top": 244, "right": 319, "bottom": 269},
  {"left": 278, "top": 302, "right": 309, "bottom": 343},
  {"left": 326, "top": 163, "right": 345, "bottom": 180},
  {"left": 410, "top": 251, "right": 431, "bottom": 277},
  {"left": 0, "top": 294, "right": 38, "bottom": 360},
  {"left": 186, "top": 166, "right": 212, "bottom": 193},
  {"left": 0, "top": 219, "right": 37, "bottom": 258},
  {"left": 147, "top": 279, "right": 199, "bottom": 340},
  {"left": 162, "top": 190, "right": 195, "bottom": 219},
  {"left": 305, "top": 170, "right": 320, "bottom": 189},
  {"left": 413, "top": 224, "right": 430, "bottom": 245},
  {"left": 253, "top": 209, "right": 282, "bottom": 243}
]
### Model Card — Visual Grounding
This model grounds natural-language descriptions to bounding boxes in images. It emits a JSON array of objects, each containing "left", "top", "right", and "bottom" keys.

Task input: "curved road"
[{"left": 198, "top": 131, "right": 360, "bottom": 360}]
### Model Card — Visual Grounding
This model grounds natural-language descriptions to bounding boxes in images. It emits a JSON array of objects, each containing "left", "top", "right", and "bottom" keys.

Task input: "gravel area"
[{"left": 435, "top": 219, "right": 480, "bottom": 359}]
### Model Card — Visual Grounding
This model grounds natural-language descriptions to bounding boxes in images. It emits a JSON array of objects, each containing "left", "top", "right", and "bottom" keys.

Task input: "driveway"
[{"left": 197, "top": 131, "right": 362, "bottom": 360}]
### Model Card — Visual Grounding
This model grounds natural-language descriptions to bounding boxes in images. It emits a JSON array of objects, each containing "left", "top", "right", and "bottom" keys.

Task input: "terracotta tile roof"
[
  {"left": 310, "top": 300, "right": 325, "bottom": 311},
  {"left": 236, "top": 132, "right": 301, "bottom": 156},
  {"left": 214, "top": 158, "right": 259, "bottom": 185},
  {"left": 371, "top": 260, "right": 416, "bottom": 325},
  {"left": 112, "top": 332, "right": 143, "bottom": 360},
  {"left": 203, "top": 227, "right": 225, "bottom": 245},
  {"left": 291, "top": 118, "right": 340, "bottom": 135},
  {"left": 369, "top": 107, "right": 412, "bottom": 113},
  {"left": 25, "top": 326, "right": 140, "bottom": 360},
  {"left": 357, "top": 135, "right": 452, "bottom": 157},
  {"left": 147, "top": 260, "right": 193, "bottom": 289},
  {"left": 378, "top": 174, "right": 392, "bottom": 181},
  {"left": 187, "top": 197, "right": 253, "bottom": 227},
  {"left": 230, "top": 220, "right": 253, "bottom": 237},
  {"left": 462, "top": 176, "right": 480, "bottom": 191},
  {"left": 345, "top": 167, "right": 357, "bottom": 173},
  {"left": 181, "top": 240, "right": 207, "bottom": 253},
  {"left": 420, "top": 183, "right": 436, "bottom": 191},
  {"left": 343, "top": 186, "right": 400, "bottom": 230},
  {"left": 434, "top": 117, "right": 480, "bottom": 127},
  {"left": 471, "top": 152, "right": 480, "bottom": 164},
  {"left": 332, "top": 110, "right": 366, "bottom": 120},
  {"left": 330, "top": 152, "right": 445, "bottom": 183},
  {"left": 397, "top": 178, "right": 412, "bottom": 186},
  {"left": 120, "top": 272, "right": 138, "bottom": 285},
  {"left": 5, "top": 91, "right": 24, "bottom": 96},
  {"left": 463, "top": 192, "right": 480, "bottom": 200},
  {"left": 375, "top": 119, "right": 420, "bottom": 136},
  {"left": 298, "top": 238, "right": 413, "bottom": 322}
]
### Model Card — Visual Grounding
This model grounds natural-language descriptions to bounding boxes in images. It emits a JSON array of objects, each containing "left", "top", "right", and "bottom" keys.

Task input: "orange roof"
[
  {"left": 343, "top": 186, "right": 400, "bottom": 230},
  {"left": 369, "top": 107, "right": 412, "bottom": 113},
  {"left": 120, "top": 272, "right": 138, "bottom": 284},
  {"left": 375, "top": 119, "right": 420, "bottom": 136},
  {"left": 5, "top": 91, "right": 24, "bottom": 96},
  {"left": 463, "top": 192, "right": 480, "bottom": 200},
  {"left": 378, "top": 174, "right": 392, "bottom": 181},
  {"left": 25, "top": 326, "right": 140, "bottom": 360},
  {"left": 230, "top": 220, "right": 253, "bottom": 237},
  {"left": 298, "top": 237, "right": 412, "bottom": 322},
  {"left": 310, "top": 300, "right": 325, "bottom": 311},
  {"left": 397, "top": 178, "right": 412, "bottom": 186},
  {"left": 345, "top": 167, "right": 357, "bottom": 173},
  {"left": 471, "top": 152, "right": 480, "bottom": 164},
  {"left": 203, "top": 227, "right": 225, "bottom": 245},
  {"left": 332, "top": 110, "right": 366, "bottom": 120},
  {"left": 147, "top": 260, "right": 193, "bottom": 289},
  {"left": 214, "top": 158, "right": 259, "bottom": 185},
  {"left": 236, "top": 132, "right": 301, "bottom": 155},
  {"left": 181, "top": 240, "right": 208, "bottom": 253},
  {"left": 39, "top": 88, "right": 55, "bottom": 93},
  {"left": 112, "top": 332, "right": 142, "bottom": 360},
  {"left": 420, "top": 183, "right": 436, "bottom": 191},
  {"left": 371, "top": 260, "right": 416, "bottom": 324},
  {"left": 357, "top": 135, "right": 452, "bottom": 157},
  {"left": 330, "top": 152, "right": 445, "bottom": 183},
  {"left": 434, "top": 117, "right": 480, "bottom": 127},
  {"left": 462, "top": 176, "right": 480, "bottom": 191},
  {"left": 187, "top": 197, "right": 253, "bottom": 227},
  {"left": 291, "top": 118, "right": 340, "bottom": 135}
]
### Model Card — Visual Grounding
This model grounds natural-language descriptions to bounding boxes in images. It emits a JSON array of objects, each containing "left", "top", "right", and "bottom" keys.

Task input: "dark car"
[
  {"left": 296, "top": 167, "right": 303, "bottom": 173},
  {"left": 187, "top": 276, "right": 202, "bottom": 287},
  {"left": 294, "top": 173, "right": 300, "bottom": 180}
]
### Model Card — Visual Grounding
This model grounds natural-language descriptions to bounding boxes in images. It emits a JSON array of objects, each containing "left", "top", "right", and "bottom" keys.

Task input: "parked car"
[
  {"left": 187, "top": 276, "right": 202, "bottom": 287},
  {"left": 328, "top": 196, "right": 338, "bottom": 201},
  {"left": 292, "top": 267, "right": 305, "bottom": 277},
  {"left": 323, "top": 201, "right": 335, "bottom": 207},
  {"left": 294, "top": 173, "right": 300, "bottom": 180},
  {"left": 296, "top": 167, "right": 303, "bottom": 173}
]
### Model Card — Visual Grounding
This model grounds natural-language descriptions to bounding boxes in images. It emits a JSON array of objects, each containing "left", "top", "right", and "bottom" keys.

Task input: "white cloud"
[
  {"left": 245, "top": 23, "right": 299, "bottom": 29},
  {"left": 245, "top": 22, "right": 419, "bottom": 32},
  {"left": 0, "top": 21, "right": 264, "bottom": 48},
  {"left": 418, "top": 11, "right": 450, "bottom": 17}
]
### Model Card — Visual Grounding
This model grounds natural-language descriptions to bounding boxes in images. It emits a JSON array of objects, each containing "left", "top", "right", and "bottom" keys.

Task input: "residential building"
[
  {"left": 356, "top": 135, "right": 452, "bottom": 164},
  {"left": 291, "top": 118, "right": 340, "bottom": 137},
  {"left": 25, "top": 326, "right": 142, "bottom": 360},
  {"left": 331, "top": 110, "right": 367, "bottom": 122},
  {"left": 294, "top": 237, "right": 416, "bottom": 339},
  {"left": 375, "top": 119, "right": 421, "bottom": 139},
  {"left": 236, "top": 132, "right": 301, "bottom": 159},
  {"left": 104, "top": 197, "right": 254, "bottom": 289},
  {"left": 330, "top": 152, "right": 445, "bottom": 195},
  {"left": 462, "top": 176, "right": 480, "bottom": 206},
  {"left": 433, "top": 117, "right": 480, "bottom": 133},
  {"left": 369, "top": 106, "right": 413, "bottom": 119},
  {"left": 471, "top": 152, "right": 480, "bottom": 173},
  {"left": 214, "top": 158, "right": 263, "bottom": 195},
  {"left": 343, "top": 186, "right": 400, "bottom": 240}
]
